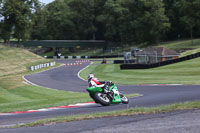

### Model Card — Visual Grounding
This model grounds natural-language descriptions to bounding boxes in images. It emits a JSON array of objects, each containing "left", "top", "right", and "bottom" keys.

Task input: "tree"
[
  {"left": 101, "top": 0, "right": 170, "bottom": 45},
  {"left": 99, "top": 0, "right": 130, "bottom": 44},
  {"left": 45, "top": 0, "right": 76, "bottom": 40},
  {"left": 126, "top": 0, "right": 170, "bottom": 45},
  {"left": 32, "top": 0, "right": 108, "bottom": 40},
  {"left": 68, "top": 0, "right": 97, "bottom": 40},
  {"left": 30, "top": 0, "right": 170, "bottom": 46},
  {"left": 31, "top": 4, "right": 47, "bottom": 40},
  {"left": 179, "top": 0, "right": 200, "bottom": 44},
  {"left": 163, "top": 0, "right": 184, "bottom": 40},
  {"left": 92, "top": 0, "right": 107, "bottom": 40},
  {"left": 163, "top": 0, "right": 200, "bottom": 41},
  {"left": 0, "top": 0, "right": 39, "bottom": 43}
]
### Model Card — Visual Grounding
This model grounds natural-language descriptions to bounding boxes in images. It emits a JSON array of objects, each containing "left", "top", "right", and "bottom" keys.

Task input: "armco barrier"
[
  {"left": 60, "top": 56, "right": 65, "bottom": 59},
  {"left": 89, "top": 55, "right": 123, "bottom": 58},
  {"left": 114, "top": 60, "right": 136, "bottom": 64},
  {"left": 46, "top": 55, "right": 123, "bottom": 59},
  {"left": 120, "top": 52, "right": 200, "bottom": 69},
  {"left": 30, "top": 61, "right": 56, "bottom": 71},
  {"left": 68, "top": 56, "right": 73, "bottom": 59},
  {"left": 76, "top": 56, "right": 81, "bottom": 59}
]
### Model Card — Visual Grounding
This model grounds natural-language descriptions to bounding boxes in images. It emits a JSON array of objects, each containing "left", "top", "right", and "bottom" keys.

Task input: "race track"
[{"left": 1, "top": 59, "right": 200, "bottom": 132}]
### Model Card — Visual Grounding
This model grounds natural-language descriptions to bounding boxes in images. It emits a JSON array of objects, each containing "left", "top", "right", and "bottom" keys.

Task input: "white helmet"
[{"left": 88, "top": 73, "right": 94, "bottom": 81}]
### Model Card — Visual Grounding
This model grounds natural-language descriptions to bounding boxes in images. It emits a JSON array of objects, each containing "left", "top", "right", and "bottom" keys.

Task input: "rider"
[{"left": 88, "top": 73, "right": 109, "bottom": 91}]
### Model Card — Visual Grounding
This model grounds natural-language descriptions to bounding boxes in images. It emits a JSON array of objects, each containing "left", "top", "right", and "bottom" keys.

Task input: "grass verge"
[
  {"left": 180, "top": 48, "right": 200, "bottom": 57},
  {"left": 9, "top": 100, "right": 200, "bottom": 128},
  {"left": 80, "top": 57, "right": 200, "bottom": 85},
  {"left": 160, "top": 38, "right": 200, "bottom": 50},
  {"left": 0, "top": 93, "right": 140, "bottom": 113},
  {"left": 0, "top": 85, "right": 91, "bottom": 113}
]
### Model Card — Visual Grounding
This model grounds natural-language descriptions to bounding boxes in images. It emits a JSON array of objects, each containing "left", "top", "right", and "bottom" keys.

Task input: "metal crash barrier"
[{"left": 30, "top": 61, "right": 56, "bottom": 71}]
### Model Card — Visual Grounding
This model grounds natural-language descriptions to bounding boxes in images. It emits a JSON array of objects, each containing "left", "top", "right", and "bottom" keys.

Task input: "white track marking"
[{"left": 77, "top": 61, "right": 93, "bottom": 81}]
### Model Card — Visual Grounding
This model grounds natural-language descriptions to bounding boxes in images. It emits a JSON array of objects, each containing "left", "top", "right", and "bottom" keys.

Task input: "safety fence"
[
  {"left": 30, "top": 61, "right": 56, "bottom": 71},
  {"left": 46, "top": 55, "right": 123, "bottom": 59},
  {"left": 89, "top": 55, "right": 123, "bottom": 58},
  {"left": 52, "top": 56, "right": 88, "bottom": 59},
  {"left": 120, "top": 52, "right": 200, "bottom": 69}
]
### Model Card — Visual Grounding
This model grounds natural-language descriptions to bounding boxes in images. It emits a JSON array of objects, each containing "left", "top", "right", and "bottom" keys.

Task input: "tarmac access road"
[
  {"left": 1, "top": 59, "right": 200, "bottom": 133},
  {"left": 1, "top": 109, "right": 200, "bottom": 133}
]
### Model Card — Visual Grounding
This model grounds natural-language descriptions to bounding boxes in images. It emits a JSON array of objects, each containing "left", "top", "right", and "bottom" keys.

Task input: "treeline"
[{"left": 0, "top": 0, "right": 200, "bottom": 46}]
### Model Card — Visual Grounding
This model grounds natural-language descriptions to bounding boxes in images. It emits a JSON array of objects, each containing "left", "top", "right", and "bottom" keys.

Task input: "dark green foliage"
[
  {"left": 0, "top": 0, "right": 200, "bottom": 46},
  {"left": 0, "top": 0, "right": 39, "bottom": 43},
  {"left": 163, "top": 0, "right": 200, "bottom": 40}
]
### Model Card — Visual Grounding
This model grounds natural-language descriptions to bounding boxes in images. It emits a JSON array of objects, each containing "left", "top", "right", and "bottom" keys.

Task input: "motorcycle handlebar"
[{"left": 105, "top": 81, "right": 114, "bottom": 85}]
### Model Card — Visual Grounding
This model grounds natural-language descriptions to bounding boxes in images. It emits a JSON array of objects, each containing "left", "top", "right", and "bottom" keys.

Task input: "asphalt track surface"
[{"left": 1, "top": 59, "right": 200, "bottom": 132}]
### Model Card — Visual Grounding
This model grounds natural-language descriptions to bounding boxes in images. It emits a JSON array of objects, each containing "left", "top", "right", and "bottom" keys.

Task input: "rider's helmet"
[{"left": 88, "top": 73, "right": 94, "bottom": 81}]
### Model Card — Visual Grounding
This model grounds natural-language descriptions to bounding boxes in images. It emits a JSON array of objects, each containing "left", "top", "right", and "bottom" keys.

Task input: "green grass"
[
  {"left": 10, "top": 100, "right": 200, "bottom": 128},
  {"left": 0, "top": 46, "right": 53, "bottom": 77},
  {"left": 80, "top": 57, "right": 200, "bottom": 85},
  {"left": 0, "top": 45, "right": 139, "bottom": 113},
  {"left": 0, "top": 86, "right": 90, "bottom": 113},
  {"left": 180, "top": 48, "right": 200, "bottom": 57},
  {"left": 160, "top": 38, "right": 200, "bottom": 50},
  {"left": 1, "top": 39, "right": 200, "bottom": 113},
  {"left": 0, "top": 45, "right": 92, "bottom": 113},
  {"left": 0, "top": 83, "right": 138, "bottom": 113}
]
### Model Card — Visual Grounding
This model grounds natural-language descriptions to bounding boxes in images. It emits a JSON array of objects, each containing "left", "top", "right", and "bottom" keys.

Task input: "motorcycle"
[{"left": 86, "top": 82, "right": 129, "bottom": 106}]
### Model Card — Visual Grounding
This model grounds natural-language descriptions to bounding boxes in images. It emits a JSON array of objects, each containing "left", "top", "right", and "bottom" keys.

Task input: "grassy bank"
[
  {"left": 0, "top": 46, "right": 50, "bottom": 77},
  {"left": 80, "top": 57, "right": 200, "bottom": 85},
  {"left": 160, "top": 38, "right": 200, "bottom": 50},
  {"left": 0, "top": 45, "right": 92, "bottom": 113},
  {"left": 180, "top": 48, "right": 200, "bottom": 57}
]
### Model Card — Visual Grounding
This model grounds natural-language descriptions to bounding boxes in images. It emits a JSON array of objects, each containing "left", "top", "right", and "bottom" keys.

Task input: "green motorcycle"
[{"left": 86, "top": 82, "right": 129, "bottom": 106}]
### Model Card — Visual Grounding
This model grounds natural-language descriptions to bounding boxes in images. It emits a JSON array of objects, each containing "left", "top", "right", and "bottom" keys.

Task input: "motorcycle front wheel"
[
  {"left": 94, "top": 92, "right": 111, "bottom": 106},
  {"left": 120, "top": 94, "right": 129, "bottom": 104},
  {"left": 89, "top": 93, "right": 99, "bottom": 103}
]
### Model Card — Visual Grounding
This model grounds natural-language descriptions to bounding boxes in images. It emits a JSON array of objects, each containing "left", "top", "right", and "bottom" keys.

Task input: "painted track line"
[
  {"left": 140, "top": 84, "right": 183, "bottom": 86},
  {"left": 3, "top": 60, "right": 95, "bottom": 116},
  {"left": 22, "top": 63, "right": 65, "bottom": 90},
  {"left": 0, "top": 102, "right": 96, "bottom": 116},
  {"left": 77, "top": 61, "right": 93, "bottom": 81}
]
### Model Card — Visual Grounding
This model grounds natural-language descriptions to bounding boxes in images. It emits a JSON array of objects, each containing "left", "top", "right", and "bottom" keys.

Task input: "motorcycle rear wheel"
[
  {"left": 120, "top": 94, "right": 129, "bottom": 104},
  {"left": 94, "top": 92, "right": 110, "bottom": 106}
]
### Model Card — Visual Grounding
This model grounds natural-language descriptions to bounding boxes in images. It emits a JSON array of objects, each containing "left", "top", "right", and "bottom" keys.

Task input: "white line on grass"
[
  {"left": 77, "top": 62, "right": 93, "bottom": 82},
  {"left": 22, "top": 64, "right": 65, "bottom": 90}
]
